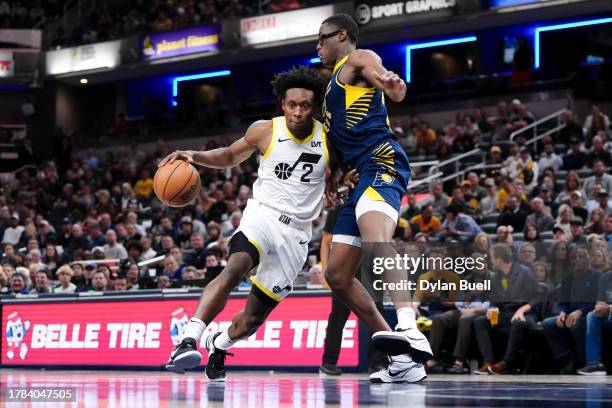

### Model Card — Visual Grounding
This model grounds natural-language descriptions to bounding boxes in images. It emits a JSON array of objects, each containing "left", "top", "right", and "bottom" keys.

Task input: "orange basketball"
[{"left": 154, "top": 160, "right": 201, "bottom": 207}]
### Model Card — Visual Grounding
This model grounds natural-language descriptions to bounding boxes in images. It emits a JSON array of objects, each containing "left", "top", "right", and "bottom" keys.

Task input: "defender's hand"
[
  {"left": 376, "top": 71, "right": 406, "bottom": 95},
  {"left": 325, "top": 177, "right": 340, "bottom": 209},
  {"left": 340, "top": 169, "right": 359, "bottom": 189}
]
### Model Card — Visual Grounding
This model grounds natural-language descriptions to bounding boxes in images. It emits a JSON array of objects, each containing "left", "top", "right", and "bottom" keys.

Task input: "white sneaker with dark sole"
[
  {"left": 370, "top": 355, "right": 427, "bottom": 383},
  {"left": 165, "top": 338, "right": 202, "bottom": 374},
  {"left": 371, "top": 328, "right": 433, "bottom": 363},
  {"left": 577, "top": 364, "right": 607, "bottom": 376}
]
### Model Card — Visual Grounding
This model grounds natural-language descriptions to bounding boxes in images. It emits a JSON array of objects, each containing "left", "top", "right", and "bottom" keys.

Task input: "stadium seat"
[
  {"left": 512, "top": 232, "right": 523, "bottom": 241},
  {"left": 554, "top": 144, "right": 566, "bottom": 155},
  {"left": 576, "top": 169, "right": 593, "bottom": 178},
  {"left": 481, "top": 223, "right": 497, "bottom": 233},
  {"left": 482, "top": 213, "right": 500, "bottom": 224},
  {"left": 478, "top": 142, "right": 491, "bottom": 151},
  {"left": 540, "top": 231, "right": 554, "bottom": 240}
]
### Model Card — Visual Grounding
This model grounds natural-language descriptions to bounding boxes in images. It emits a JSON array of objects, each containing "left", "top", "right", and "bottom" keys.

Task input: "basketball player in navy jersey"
[
  {"left": 317, "top": 14, "right": 432, "bottom": 383},
  {"left": 161, "top": 68, "right": 333, "bottom": 381}
]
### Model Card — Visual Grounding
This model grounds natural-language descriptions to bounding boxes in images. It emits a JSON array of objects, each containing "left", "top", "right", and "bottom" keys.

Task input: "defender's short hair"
[{"left": 322, "top": 13, "right": 359, "bottom": 44}]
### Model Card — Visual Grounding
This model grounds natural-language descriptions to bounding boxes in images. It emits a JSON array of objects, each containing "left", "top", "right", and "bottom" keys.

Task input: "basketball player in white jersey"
[{"left": 160, "top": 67, "right": 330, "bottom": 381}]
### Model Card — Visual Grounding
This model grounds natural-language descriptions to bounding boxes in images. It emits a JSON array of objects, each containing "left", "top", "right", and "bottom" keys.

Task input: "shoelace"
[
  {"left": 210, "top": 350, "right": 234, "bottom": 369},
  {"left": 176, "top": 340, "right": 195, "bottom": 352}
]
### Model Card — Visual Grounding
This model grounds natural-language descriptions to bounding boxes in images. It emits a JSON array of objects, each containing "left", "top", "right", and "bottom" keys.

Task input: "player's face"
[
  {"left": 282, "top": 88, "right": 315, "bottom": 132},
  {"left": 316, "top": 23, "right": 340, "bottom": 67}
]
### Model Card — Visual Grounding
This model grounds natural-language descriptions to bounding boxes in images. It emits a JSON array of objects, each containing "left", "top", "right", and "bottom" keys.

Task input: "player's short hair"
[
  {"left": 271, "top": 66, "right": 326, "bottom": 105},
  {"left": 322, "top": 13, "right": 359, "bottom": 44}
]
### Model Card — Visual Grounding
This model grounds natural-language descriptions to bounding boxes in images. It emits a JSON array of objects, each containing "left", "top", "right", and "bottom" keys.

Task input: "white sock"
[
  {"left": 396, "top": 307, "right": 416, "bottom": 330},
  {"left": 181, "top": 317, "right": 205, "bottom": 342},
  {"left": 213, "top": 329, "right": 237, "bottom": 351}
]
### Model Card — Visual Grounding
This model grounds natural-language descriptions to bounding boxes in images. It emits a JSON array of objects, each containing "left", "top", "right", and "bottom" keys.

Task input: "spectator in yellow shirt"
[
  {"left": 414, "top": 249, "right": 462, "bottom": 318},
  {"left": 134, "top": 170, "right": 154, "bottom": 199},
  {"left": 415, "top": 122, "right": 437, "bottom": 153},
  {"left": 410, "top": 205, "right": 441, "bottom": 236}
]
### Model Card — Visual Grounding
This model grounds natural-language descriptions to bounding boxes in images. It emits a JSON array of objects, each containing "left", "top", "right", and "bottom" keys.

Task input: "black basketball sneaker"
[
  {"left": 205, "top": 333, "right": 234, "bottom": 382},
  {"left": 166, "top": 337, "right": 202, "bottom": 374}
]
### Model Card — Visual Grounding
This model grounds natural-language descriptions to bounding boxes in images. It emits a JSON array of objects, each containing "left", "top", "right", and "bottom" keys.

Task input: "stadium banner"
[
  {"left": 1, "top": 295, "right": 359, "bottom": 367},
  {"left": 486, "top": 0, "right": 547, "bottom": 7},
  {"left": 0, "top": 29, "right": 41, "bottom": 50},
  {"left": 240, "top": 5, "right": 334, "bottom": 46},
  {"left": 354, "top": 0, "right": 460, "bottom": 28},
  {"left": 45, "top": 40, "right": 122, "bottom": 76},
  {"left": 141, "top": 24, "right": 220, "bottom": 60},
  {"left": 0, "top": 51, "right": 14, "bottom": 77}
]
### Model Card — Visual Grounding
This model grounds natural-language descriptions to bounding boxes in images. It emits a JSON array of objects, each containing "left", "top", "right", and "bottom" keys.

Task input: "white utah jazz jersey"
[{"left": 252, "top": 116, "right": 328, "bottom": 223}]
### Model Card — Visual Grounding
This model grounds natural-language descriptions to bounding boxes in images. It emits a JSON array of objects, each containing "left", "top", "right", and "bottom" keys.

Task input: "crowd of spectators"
[
  {"left": 389, "top": 101, "right": 611, "bottom": 376},
  {"left": 0, "top": 99, "right": 610, "bottom": 375},
  {"left": 0, "top": 0, "right": 57, "bottom": 29},
  {"left": 1, "top": 0, "right": 327, "bottom": 46},
  {"left": 2, "top": 0, "right": 321, "bottom": 37},
  {"left": 0, "top": 0, "right": 325, "bottom": 48}
]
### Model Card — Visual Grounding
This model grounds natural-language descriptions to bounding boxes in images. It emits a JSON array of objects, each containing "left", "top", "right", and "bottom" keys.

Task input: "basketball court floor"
[{"left": 1, "top": 369, "right": 610, "bottom": 407}]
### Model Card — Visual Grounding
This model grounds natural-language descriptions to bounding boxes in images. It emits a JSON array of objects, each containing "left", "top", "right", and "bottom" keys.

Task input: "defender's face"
[
  {"left": 282, "top": 88, "right": 315, "bottom": 132},
  {"left": 316, "top": 23, "right": 340, "bottom": 67}
]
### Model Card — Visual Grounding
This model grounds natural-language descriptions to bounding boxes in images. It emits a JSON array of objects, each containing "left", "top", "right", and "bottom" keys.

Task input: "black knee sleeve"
[
  {"left": 251, "top": 284, "right": 280, "bottom": 308},
  {"left": 229, "top": 231, "right": 260, "bottom": 269}
]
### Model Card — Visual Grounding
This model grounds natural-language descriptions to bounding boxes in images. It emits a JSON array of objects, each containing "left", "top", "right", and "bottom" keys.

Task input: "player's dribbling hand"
[{"left": 159, "top": 150, "right": 193, "bottom": 167}]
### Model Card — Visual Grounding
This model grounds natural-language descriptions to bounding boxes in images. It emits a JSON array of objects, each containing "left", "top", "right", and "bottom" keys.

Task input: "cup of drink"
[{"left": 488, "top": 307, "right": 499, "bottom": 326}]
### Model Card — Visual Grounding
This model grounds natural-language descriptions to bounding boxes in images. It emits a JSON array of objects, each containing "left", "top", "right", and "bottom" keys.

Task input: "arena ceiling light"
[
  {"left": 405, "top": 36, "right": 477, "bottom": 83},
  {"left": 172, "top": 69, "right": 231, "bottom": 106},
  {"left": 80, "top": 78, "right": 88, "bottom": 84},
  {"left": 534, "top": 17, "right": 612, "bottom": 69}
]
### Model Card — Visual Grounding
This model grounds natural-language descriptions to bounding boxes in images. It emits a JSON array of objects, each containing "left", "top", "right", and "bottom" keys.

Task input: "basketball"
[{"left": 153, "top": 160, "right": 201, "bottom": 207}]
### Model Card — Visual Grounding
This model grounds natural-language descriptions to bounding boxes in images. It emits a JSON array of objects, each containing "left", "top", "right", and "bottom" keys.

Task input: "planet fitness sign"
[
  {"left": 141, "top": 25, "right": 220, "bottom": 60},
  {"left": 1, "top": 296, "right": 359, "bottom": 367}
]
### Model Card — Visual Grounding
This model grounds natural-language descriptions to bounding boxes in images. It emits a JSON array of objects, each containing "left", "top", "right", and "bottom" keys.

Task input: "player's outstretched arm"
[
  {"left": 350, "top": 50, "right": 406, "bottom": 102},
  {"left": 158, "top": 120, "right": 270, "bottom": 169}
]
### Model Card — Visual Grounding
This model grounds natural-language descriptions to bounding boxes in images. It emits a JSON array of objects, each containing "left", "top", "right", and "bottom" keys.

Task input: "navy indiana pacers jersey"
[
  {"left": 322, "top": 54, "right": 394, "bottom": 169},
  {"left": 322, "top": 52, "right": 413, "bottom": 240}
]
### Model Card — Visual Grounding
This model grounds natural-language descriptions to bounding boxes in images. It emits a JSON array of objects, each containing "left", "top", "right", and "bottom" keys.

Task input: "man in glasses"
[{"left": 316, "top": 14, "right": 431, "bottom": 383}]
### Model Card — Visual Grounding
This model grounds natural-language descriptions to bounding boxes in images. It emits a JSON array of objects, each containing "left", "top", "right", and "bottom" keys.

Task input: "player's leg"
[
  {"left": 350, "top": 201, "right": 426, "bottom": 383},
  {"left": 166, "top": 231, "right": 261, "bottom": 373},
  {"left": 192, "top": 249, "right": 253, "bottom": 324},
  {"left": 325, "top": 240, "right": 391, "bottom": 332},
  {"left": 357, "top": 197, "right": 432, "bottom": 363},
  {"left": 205, "top": 219, "right": 305, "bottom": 381},
  {"left": 358, "top": 208, "right": 415, "bottom": 313},
  {"left": 204, "top": 286, "right": 278, "bottom": 381}
]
